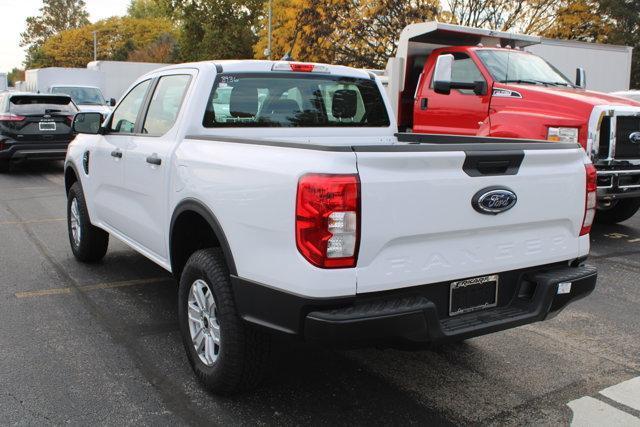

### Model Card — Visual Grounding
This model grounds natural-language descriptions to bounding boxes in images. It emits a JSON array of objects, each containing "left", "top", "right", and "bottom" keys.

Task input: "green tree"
[
  {"left": 127, "top": 0, "right": 173, "bottom": 19},
  {"left": 20, "top": 0, "right": 90, "bottom": 68},
  {"left": 169, "top": 0, "right": 264, "bottom": 61},
  {"left": 7, "top": 68, "right": 26, "bottom": 86}
]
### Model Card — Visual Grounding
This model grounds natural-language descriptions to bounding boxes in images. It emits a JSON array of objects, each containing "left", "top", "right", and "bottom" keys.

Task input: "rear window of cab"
[{"left": 203, "top": 73, "right": 390, "bottom": 128}]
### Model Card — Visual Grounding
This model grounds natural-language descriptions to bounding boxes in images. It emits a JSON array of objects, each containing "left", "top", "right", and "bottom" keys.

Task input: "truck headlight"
[{"left": 547, "top": 127, "right": 579, "bottom": 143}]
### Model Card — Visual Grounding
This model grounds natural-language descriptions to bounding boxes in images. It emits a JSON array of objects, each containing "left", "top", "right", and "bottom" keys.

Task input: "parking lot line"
[
  {"left": 568, "top": 396, "right": 640, "bottom": 426},
  {"left": 600, "top": 377, "right": 640, "bottom": 412},
  {"left": 15, "top": 277, "right": 170, "bottom": 299},
  {"left": 0, "top": 218, "right": 65, "bottom": 226}
]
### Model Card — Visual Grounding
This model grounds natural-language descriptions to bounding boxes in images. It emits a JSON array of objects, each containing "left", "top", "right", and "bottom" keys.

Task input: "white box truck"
[
  {"left": 0, "top": 73, "right": 8, "bottom": 91},
  {"left": 25, "top": 68, "right": 112, "bottom": 115},
  {"left": 87, "top": 60, "right": 167, "bottom": 102}
]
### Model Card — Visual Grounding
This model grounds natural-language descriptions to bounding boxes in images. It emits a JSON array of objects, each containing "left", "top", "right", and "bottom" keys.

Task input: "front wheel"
[
  {"left": 178, "top": 248, "right": 270, "bottom": 395},
  {"left": 596, "top": 198, "right": 640, "bottom": 224},
  {"left": 67, "top": 182, "right": 109, "bottom": 262}
]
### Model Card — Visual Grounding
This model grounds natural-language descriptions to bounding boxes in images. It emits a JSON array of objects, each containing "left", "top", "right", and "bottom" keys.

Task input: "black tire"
[
  {"left": 596, "top": 198, "right": 640, "bottom": 224},
  {"left": 67, "top": 182, "right": 109, "bottom": 262},
  {"left": 178, "top": 248, "right": 270, "bottom": 395},
  {"left": 0, "top": 159, "right": 9, "bottom": 173}
]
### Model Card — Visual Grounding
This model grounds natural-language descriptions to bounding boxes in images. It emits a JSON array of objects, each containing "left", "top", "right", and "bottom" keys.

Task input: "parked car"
[
  {"left": 610, "top": 90, "right": 640, "bottom": 102},
  {"left": 49, "top": 85, "right": 114, "bottom": 116},
  {"left": 64, "top": 60, "right": 597, "bottom": 394},
  {"left": 384, "top": 22, "right": 640, "bottom": 224},
  {"left": 0, "top": 92, "right": 78, "bottom": 172}
]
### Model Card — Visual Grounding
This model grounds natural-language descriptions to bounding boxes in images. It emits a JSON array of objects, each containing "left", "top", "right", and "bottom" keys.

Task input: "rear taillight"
[
  {"left": 0, "top": 114, "right": 25, "bottom": 122},
  {"left": 66, "top": 115, "right": 75, "bottom": 126},
  {"left": 296, "top": 174, "right": 360, "bottom": 268},
  {"left": 580, "top": 163, "right": 597, "bottom": 236}
]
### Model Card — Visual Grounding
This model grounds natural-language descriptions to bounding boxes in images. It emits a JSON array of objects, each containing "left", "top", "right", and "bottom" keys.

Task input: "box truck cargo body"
[
  {"left": 25, "top": 68, "right": 103, "bottom": 93},
  {"left": 526, "top": 38, "right": 633, "bottom": 93},
  {"left": 86, "top": 61, "right": 166, "bottom": 101},
  {"left": 0, "top": 73, "right": 7, "bottom": 91}
]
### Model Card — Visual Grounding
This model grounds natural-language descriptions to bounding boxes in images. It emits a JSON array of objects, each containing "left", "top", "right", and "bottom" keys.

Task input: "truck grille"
[
  {"left": 615, "top": 116, "right": 640, "bottom": 159},
  {"left": 598, "top": 115, "right": 611, "bottom": 159}
]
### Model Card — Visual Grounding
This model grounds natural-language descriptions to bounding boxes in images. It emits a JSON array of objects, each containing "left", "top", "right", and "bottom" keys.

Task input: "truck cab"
[{"left": 386, "top": 22, "right": 640, "bottom": 224}]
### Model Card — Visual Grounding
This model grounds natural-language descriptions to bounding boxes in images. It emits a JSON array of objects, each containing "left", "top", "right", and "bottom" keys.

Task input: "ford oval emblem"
[
  {"left": 629, "top": 131, "right": 640, "bottom": 144},
  {"left": 472, "top": 187, "right": 517, "bottom": 215}
]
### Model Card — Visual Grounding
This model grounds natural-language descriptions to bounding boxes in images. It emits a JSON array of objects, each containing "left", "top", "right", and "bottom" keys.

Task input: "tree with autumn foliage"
[
  {"left": 34, "top": 17, "right": 178, "bottom": 67},
  {"left": 20, "top": 0, "right": 90, "bottom": 68},
  {"left": 253, "top": 0, "right": 441, "bottom": 68}
]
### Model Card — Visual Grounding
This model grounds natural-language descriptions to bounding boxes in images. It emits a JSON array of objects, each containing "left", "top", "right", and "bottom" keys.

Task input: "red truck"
[{"left": 384, "top": 22, "right": 640, "bottom": 224}]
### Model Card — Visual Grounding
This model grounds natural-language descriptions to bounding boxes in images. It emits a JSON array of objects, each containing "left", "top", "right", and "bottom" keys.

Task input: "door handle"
[
  {"left": 146, "top": 154, "right": 162, "bottom": 166},
  {"left": 420, "top": 98, "right": 428, "bottom": 110},
  {"left": 110, "top": 150, "right": 122, "bottom": 158}
]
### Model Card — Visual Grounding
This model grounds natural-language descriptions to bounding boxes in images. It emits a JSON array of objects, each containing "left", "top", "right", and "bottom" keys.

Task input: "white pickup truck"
[{"left": 64, "top": 60, "right": 598, "bottom": 394}]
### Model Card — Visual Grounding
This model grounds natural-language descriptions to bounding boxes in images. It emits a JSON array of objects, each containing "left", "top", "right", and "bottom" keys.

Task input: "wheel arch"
[
  {"left": 64, "top": 162, "right": 80, "bottom": 195},
  {"left": 169, "top": 198, "right": 238, "bottom": 279}
]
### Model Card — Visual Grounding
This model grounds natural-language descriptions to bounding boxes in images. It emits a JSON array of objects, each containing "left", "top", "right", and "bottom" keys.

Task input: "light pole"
[
  {"left": 267, "top": 0, "right": 272, "bottom": 60},
  {"left": 92, "top": 30, "right": 98, "bottom": 61}
]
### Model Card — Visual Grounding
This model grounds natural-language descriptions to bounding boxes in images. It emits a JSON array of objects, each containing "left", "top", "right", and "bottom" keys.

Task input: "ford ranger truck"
[
  {"left": 385, "top": 22, "right": 640, "bottom": 224},
  {"left": 63, "top": 60, "right": 597, "bottom": 394}
]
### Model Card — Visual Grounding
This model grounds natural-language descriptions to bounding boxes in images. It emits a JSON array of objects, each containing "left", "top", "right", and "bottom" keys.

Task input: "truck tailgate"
[{"left": 354, "top": 144, "right": 587, "bottom": 294}]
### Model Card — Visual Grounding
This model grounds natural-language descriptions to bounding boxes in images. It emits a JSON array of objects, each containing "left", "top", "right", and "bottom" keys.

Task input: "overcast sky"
[{"left": 0, "top": 0, "right": 130, "bottom": 73}]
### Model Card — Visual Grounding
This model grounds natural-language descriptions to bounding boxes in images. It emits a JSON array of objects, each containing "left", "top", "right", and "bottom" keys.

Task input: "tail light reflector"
[
  {"left": 296, "top": 174, "right": 360, "bottom": 268},
  {"left": 272, "top": 62, "right": 329, "bottom": 73},
  {"left": 0, "top": 114, "right": 25, "bottom": 122},
  {"left": 580, "top": 163, "right": 597, "bottom": 236}
]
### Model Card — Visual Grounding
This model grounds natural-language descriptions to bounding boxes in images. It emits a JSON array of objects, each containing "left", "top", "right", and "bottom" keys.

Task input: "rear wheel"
[
  {"left": 0, "top": 160, "right": 9, "bottom": 173},
  {"left": 596, "top": 198, "right": 640, "bottom": 224},
  {"left": 67, "top": 182, "right": 109, "bottom": 262},
  {"left": 178, "top": 248, "right": 270, "bottom": 395}
]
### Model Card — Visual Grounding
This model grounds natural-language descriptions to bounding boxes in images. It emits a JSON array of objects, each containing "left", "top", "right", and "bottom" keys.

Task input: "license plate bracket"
[
  {"left": 39, "top": 122, "right": 56, "bottom": 131},
  {"left": 449, "top": 274, "right": 498, "bottom": 316}
]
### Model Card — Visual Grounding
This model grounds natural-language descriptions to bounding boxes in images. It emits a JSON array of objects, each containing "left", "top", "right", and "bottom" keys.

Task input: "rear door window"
[
  {"left": 203, "top": 73, "right": 390, "bottom": 127},
  {"left": 9, "top": 96, "right": 77, "bottom": 115},
  {"left": 141, "top": 74, "right": 192, "bottom": 136}
]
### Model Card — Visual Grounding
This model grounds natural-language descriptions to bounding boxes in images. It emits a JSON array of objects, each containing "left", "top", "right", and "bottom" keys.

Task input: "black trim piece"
[
  {"left": 230, "top": 262, "right": 597, "bottom": 345},
  {"left": 133, "top": 77, "right": 159, "bottom": 135},
  {"left": 396, "top": 132, "right": 580, "bottom": 149},
  {"left": 231, "top": 275, "right": 354, "bottom": 335},
  {"left": 169, "top": 199, "right": 237, "bottom": 276},
  {"left": 185, "top": 134, "right": 581, "bottom": 153},
  {"left": 463, "top": 150, "right": 524, "bottom": 176},
  {"left": 185, "top": 134, "right": 354, "bottom": 152},
  {"left": 214, "top": 63, "right": 223, "bottom": 73}
]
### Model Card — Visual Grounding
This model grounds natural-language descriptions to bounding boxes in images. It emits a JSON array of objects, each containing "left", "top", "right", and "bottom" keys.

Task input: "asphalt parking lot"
[{"left": 1, "top": 161, "right": 639, "bottom": 426}]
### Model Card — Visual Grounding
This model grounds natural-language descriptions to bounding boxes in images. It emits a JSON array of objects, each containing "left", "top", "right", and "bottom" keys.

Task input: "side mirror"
[
  {"left": 576, "top": 67, "right": 586, "bottom": 88},
  {"left": 73, "top": 112, "right": 103, "bottom": 134},
  {"left": 109, "top": 98, "right": 116, "bottom": 107},
  {"left": 433, "top": 54, "right": 454, "bottom": 95}
]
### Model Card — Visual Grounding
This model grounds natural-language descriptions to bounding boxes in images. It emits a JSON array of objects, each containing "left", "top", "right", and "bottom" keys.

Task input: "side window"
[
  {"left": 141, "top": 74, "right": 192, "bottom": 136},
  {"left": 109, "top": 79, "right": 151, "bottom": 134},
  {"left": 432, "top": 53, "right": 485, "bottom": 95}
]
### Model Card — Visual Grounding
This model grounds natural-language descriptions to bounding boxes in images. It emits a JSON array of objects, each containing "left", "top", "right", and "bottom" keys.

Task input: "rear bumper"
[
  {"left": 0, "top": 141, "right": 70, "bottom": 161},
  {"left": 231, "top": 263, "right": 597, "bottom": 347}
]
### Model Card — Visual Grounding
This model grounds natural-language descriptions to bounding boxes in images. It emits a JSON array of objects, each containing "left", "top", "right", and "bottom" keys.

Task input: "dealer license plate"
[
  {"left": 39, "top": 122, "right": 56, "bottom": 131},
  {"left": 449, "top": 274, "right": 498, "bottom": 316}
]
